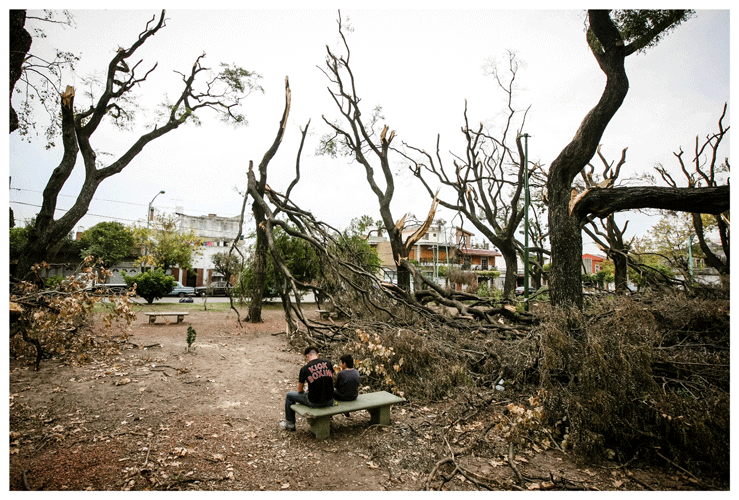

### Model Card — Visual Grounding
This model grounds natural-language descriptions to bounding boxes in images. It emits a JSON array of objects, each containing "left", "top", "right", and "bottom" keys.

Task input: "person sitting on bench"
[
  {"left": 334, "top": 353, "right": 360, "bottom": 402},
  {"left": 280, "top": 346, "right": 334, "bottom": 432}
]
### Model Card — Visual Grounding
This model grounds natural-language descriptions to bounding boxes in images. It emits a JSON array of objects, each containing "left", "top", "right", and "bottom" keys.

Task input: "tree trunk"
[
  {"left": 548, "top": 180, "right": 586, "bottom": 308},
  {"left": 500, "top": 244, "right": 519, "bottom": 297},
  {"left": 9, "top": 10, "right": 32, "bottom": 134},
  {"left": 612, "top": 249, "right": 629, "bottom": 293},
  {"left": 248, "top": 202, "right": 267, "bottom": 323},
  {"left": 692, "top": 212, "right": 729, "bottom": 275},
  {"left": 547, "top": 10, "right": 630, "bottom": 308}
]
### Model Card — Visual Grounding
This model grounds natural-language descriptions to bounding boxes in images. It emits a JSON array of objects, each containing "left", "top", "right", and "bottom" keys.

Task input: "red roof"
[{"left": 582, "top": 253, "right": 605, "bottom": 262}]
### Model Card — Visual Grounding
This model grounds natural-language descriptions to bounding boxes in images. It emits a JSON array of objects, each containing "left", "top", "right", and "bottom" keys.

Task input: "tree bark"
[
  {"left": 9, "top": 10, "right": 32, "bottom": 134},
  {"left": 574, "top": 185, "right": 730, "bottom": 220},
  {"left": 248, "top": 203, "right": 267, "bottom": 323}
]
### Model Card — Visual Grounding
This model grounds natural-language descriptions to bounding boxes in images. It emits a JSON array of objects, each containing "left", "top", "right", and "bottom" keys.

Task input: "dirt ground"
[{"left": 8, "top": 306, "right": 718, "bottom": 491}]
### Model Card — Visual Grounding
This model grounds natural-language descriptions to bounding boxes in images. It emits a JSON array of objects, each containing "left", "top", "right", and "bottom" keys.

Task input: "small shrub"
[
  {"left": 44, "top": 274, "right": 65, "bottom": 288},
  {"left": 350, "top": 328, "right": 405, "bottom": 396},
  {"left": 491, "top": 392, "right": 552, "bottom": 451},
  {"left": 186, "top": 326, "right": 196, "bottom": 352}
]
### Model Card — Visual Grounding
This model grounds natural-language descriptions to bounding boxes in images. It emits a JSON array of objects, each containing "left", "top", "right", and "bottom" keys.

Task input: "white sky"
[{"left": 6, "top": 4, "right": 731, "bottom": 255}]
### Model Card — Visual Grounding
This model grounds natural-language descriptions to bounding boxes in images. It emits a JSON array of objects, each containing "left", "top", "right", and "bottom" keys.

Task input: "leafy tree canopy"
[
  {"left": 211, "top": 251, "right": 243, "bottom": 282},
  {"left": 78, "top": 221, "right": 135, "bottom": 268},
  {"left": 132, "top": 215, "right": 203, "bottom": 271},
  {"left": 609, "top": 10, "right": 694, "bottom": 53}
]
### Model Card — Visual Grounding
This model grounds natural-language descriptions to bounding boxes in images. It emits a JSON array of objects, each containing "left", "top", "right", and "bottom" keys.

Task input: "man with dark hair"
[
  {"left": 334, "top": 353, "right": 360, "bottom": 402},
  {"left": 280, "top": 346, "right": 334, "bottom": 431}
]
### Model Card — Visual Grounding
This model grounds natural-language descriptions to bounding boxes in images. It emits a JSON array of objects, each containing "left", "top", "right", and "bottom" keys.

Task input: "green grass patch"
[{"left": 94, "top": 300, "right": 288, "bottom": 314}]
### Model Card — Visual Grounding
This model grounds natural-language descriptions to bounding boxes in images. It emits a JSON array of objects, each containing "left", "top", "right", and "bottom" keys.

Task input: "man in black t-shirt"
[{"left": 280, "top": 346, "right": 334, "bottom": 431}]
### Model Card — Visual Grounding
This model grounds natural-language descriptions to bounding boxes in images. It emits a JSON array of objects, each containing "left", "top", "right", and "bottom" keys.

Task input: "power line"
[
  {"left": 9, "top": 201, "right": 140, "bottom": 223},
  {"left": 9, "top": 187, "right": 243, "bottom": 218},
  {"left": 10, "top": 187, "right": 147, "bottom": 207}
]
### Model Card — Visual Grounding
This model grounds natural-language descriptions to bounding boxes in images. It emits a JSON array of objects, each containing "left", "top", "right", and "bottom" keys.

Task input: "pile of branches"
[
  {"left": 9, "top": 258, "right": 137, "bottom": 370},
  {"left": 537, "top": 291, "right": 730, "bottom": 481}
]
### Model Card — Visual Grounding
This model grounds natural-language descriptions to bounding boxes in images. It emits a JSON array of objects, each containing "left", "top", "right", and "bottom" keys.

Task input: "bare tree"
[
  {"left": 317, "top": 14, "right": 437, "bottom": 294},
  {"left": 578, "top": 146, "right": 632, "bottom": 293},
  {"left": 404, "top": 51, "right": 543, "bottom": 297},
  {"left": 245, "top": 76, "right": 296, "bottom": 323},
  {"left": 13, "top": 10, "right": 263, "bottom": 280},
  {"left": 655, "top": 103, "right": 730, "bottom": 276}
]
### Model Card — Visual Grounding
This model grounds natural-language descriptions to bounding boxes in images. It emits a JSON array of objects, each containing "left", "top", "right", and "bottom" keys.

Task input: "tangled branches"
[{"left": 9, "top": 256, "right": 137, "bottom": 370}]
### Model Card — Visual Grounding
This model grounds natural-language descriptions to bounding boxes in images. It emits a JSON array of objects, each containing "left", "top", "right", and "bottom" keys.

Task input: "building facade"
[{"left": 170, "top": 213, "right": 243, "bottom": 287}]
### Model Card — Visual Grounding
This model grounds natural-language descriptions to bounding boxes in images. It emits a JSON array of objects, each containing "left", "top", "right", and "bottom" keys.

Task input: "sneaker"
[{"left": 279, "top": 421, "right": 296, "bottom": 431}]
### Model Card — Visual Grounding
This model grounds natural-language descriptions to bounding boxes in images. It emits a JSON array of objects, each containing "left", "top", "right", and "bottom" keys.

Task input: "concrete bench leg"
[
  {"left": 368, "top": 405, "right": 391, "bottom": 426},
  {"left": 306, "top": 416, "right": 331, "bottom": 440},
  {"left": 149, "top": 316, "right": 157, "bottom": 324},
  {"left": 177, "top": 315, "right": 184, "bottom": 323}
]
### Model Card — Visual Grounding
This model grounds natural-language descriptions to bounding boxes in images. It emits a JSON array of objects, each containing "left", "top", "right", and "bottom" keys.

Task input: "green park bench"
[
  {"left": 291, "top": 390, "right": 406, "bottom": 439},
  {"left": 144, "top": 311, "right": 189, "bottom": 324}
]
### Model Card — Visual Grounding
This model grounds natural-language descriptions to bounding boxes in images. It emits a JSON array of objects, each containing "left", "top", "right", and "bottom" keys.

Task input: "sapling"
[{"left": 186, "top": 326, "right": 197, "bottom": 352}]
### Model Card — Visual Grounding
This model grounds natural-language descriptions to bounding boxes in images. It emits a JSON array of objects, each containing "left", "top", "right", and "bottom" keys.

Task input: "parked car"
[
  {"left": 514, "top": 286, "right": 537, "bottom": 296},
  {"left": 194, "top": 281, "right": 233, "bottom": 297},
  {"left": 167, "top": 281, "right": 195, "bottom": 297}
]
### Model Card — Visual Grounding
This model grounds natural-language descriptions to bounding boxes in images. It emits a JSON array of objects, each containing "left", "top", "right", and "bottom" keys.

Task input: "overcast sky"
[{"left": 6, "top": 5, "right": 731, "bottom": 254}]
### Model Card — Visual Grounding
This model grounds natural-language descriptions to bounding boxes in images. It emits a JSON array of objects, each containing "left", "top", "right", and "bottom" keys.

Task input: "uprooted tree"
[
  {"left": 11, "top": 9, "right": 263, "bottom": 281},
  {"left": 546, "top": 9, "right": 729, "bottom": 308},
  {"left": 233, "top": 74, "right": 535, "bottom": 346}
]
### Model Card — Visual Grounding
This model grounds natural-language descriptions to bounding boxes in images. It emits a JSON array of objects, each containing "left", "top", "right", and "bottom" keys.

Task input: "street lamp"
[
  {"left": 147, "top": 190, "right": 165, "bottom": 231},
  {"left": 144, "top": 190, "right": 164, "bottom": 270}
]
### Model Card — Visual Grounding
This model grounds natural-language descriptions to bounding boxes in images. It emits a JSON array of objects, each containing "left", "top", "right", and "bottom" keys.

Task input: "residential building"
[
  {"left": 170, "top": 213, "right": 243, "bottom": 287},
  {"left": 582, "top": 253, "right": 606, "bottom": 274},
  {"left": 456, "top": 227, "right": 500, "bottom": 271},
  {"left": 367, "top": 223, "right": 502, "bottom": 285}
]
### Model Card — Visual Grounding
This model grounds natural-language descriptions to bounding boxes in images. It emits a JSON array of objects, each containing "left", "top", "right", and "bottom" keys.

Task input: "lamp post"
[
  {"left": 145, "top": 190, "right": 164, "bottom": 269},
  {"left": 147, "top": 190, "right": 165, "bottom": 231},
  {"left": 521, "top": 133, "right": 530, "bottom": 311}
]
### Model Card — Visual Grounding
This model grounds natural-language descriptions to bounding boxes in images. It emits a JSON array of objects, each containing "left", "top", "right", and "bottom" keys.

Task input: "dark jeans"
[
  {"left": 333, "top": 390, "right": 357, "bottom": 401},
  {"left": 284, "top": 391, "right": 334, "bottom": 424}
]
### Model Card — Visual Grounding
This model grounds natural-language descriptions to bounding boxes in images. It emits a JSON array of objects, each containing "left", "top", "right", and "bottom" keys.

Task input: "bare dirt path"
[
  {"left": 9, "top": 306, "right": 706, "bottom": 491},
  {"left": 9, "top": 307, "right": 398, "bottom": 490}
]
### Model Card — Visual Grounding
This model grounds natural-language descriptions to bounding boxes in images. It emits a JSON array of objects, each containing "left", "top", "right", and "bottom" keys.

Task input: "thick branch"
[{"left": 573, "top": 185, "right": 730, "bottom": 220}]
